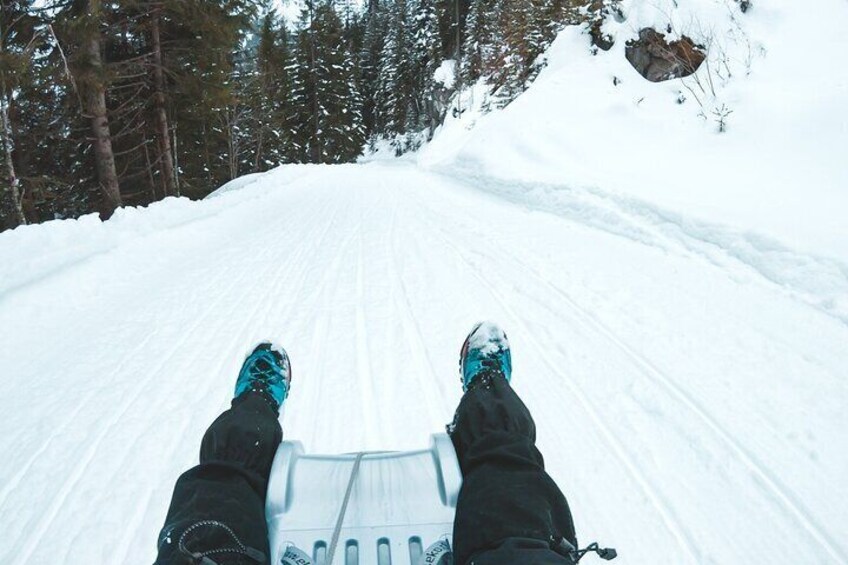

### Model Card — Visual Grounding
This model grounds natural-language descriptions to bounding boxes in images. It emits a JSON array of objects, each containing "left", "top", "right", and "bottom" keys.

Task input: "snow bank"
[
  {"left": 421, "top": 0, "right": 848, "bottom": 265},
  {"left": 208, "top": 172, "right": 269, "bottom": 197},
  {"left": 0, "top": 165, "right": 316, "bottom": 300}
]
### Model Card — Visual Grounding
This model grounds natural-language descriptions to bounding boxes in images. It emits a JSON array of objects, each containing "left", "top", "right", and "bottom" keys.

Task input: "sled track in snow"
[
  {"left": 418, "top": 217, "right": 703, "bottom": 563},
  {"left": 11, "top": 207, "right": 304, "bottom": 565},
  {"left": 0, "top": 330, "right": 157, "bottom": 512},
  {"left": 387, "top": 192, "right": 445, "bottom": 429},
  {"left": 488, "top": 241, "right": 847, "bottom": 565},
  {"left": 440, "top": 168, "right": 848, "bottom": 328},
  {"left": 13, "top": 193, "right": 345, "bottom": 565},
  {"left": 420, "top": 203, "right": 848, "bottom": 565},
  {"left": 2, "top": 163, "right": 846, "bottom": 564}
]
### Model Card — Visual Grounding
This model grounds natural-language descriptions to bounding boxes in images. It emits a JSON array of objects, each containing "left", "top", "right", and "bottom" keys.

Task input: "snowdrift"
[{"left": 422, "top": 0, "right": 848, "bottom": 264}]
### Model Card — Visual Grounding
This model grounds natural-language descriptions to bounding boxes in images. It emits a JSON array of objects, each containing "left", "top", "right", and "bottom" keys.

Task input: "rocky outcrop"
[
  {"left": 625, "top": 28, "right": 706, "bottom": 82},
  {"left": 587, "top": 0, "right": 624, "bottom": 51},
  {"left": 589, "top": 20, "right": 615, "bottom": 51}
]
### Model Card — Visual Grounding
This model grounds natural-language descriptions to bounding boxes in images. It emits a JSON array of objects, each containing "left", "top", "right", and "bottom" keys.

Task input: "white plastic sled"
[{"left": 265, "top": 434, "right": 463, "bottom": 565}]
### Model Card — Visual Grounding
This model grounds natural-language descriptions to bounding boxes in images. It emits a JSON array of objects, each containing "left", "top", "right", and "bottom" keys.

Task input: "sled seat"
[{"left": 266, "top": 434, "right": 463, "bottom": 565}]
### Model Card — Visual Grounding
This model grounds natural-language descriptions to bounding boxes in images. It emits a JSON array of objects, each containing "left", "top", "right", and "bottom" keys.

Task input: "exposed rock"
[
  {"left": 589, "top": 20, "right": 615, "bottom": 52},
  {"left": 587, "top": 0, "right": 624, "bottom": 51},
  {"left": 625, "top": 28, "right": 706, "bottom": 82}
]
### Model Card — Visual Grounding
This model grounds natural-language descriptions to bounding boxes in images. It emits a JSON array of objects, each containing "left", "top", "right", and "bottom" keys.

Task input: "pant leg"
[
  {"left": 154, "top": 393, "right": 283, "bottom": 565},
  {"left": 449, "top": 373, "right": 576, "bottom": 565}
]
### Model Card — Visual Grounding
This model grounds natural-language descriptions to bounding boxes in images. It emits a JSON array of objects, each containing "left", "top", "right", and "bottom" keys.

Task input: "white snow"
[
  {"left": 1, "top": 161, "right": 846, "bottom": 564},
  {"left": 421, "top": 0, "right": 848, "bottom": 264},
  {"left": 465, "top": 321, "right": 509, "bottom": 357},
  {"left": 2, "top": 1, "right": 848, "bottom": 564},
  {"left": 434, "top": 59, "right": 457, "bottom": 90}
]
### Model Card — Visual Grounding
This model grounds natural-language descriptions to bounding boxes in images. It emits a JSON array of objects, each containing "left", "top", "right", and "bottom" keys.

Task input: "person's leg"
[
  {"left": 450, "top": 373, "right": 576, "bottom": 564},
  {"left": 449, "top": 323, "right": 576, "bottom": 565},
  {"left": 155, "top": 393, "right": 282, "bottom": 564},
  {"left": 155, "top": 343, "right": 290, "bottom": 565}
]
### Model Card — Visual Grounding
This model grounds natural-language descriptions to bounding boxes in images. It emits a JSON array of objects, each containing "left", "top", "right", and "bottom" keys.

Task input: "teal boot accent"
[
  {"left": 459, "top": 322, "right": 512, "bottom": 392},
  {"left": 234, "top": 342, "right": 291, "bottom": 410}
]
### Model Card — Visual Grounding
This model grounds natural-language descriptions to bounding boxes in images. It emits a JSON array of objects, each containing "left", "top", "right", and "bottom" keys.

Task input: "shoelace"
[
  {"left": 464, "top": 357, "right": 508, "bottom": 392},
  {"left": 479, "top": 355, "right": 502, "bottom": 372},
  {"left": 245, "top": 351, "right": 287, "bottom": 394}
]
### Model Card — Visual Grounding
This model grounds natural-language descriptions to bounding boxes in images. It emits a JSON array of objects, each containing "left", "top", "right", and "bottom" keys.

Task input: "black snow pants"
[
  {"left": 449, "top": 373, "right": 577, "bottom": 565},
  {"left": 155, "top": 376, "right": 576, "bottom": 565},
  {"left": 154, "top": 392, "right": 282, "bottom": 565}
]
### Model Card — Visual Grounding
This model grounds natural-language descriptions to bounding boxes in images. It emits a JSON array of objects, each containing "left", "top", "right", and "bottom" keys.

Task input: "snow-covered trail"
[{"left": 1, "top": 162, "right": 846, "bottom": 564}]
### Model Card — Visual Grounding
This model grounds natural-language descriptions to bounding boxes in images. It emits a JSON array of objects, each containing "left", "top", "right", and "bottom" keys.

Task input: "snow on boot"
[
  {"left": 234, "top": 342, "right": 291, "bottom": 410},
  {"left": 459, "top": 321, "right": 512, "bottom": 392}
]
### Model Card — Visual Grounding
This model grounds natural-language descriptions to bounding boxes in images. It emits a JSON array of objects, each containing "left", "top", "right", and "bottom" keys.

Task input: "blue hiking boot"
[
  {"left": 459, "top": 322, "right": 512, "bottom": 392},
  {"left": 234, "top": 342, "right": 291, "bottom": 410}
]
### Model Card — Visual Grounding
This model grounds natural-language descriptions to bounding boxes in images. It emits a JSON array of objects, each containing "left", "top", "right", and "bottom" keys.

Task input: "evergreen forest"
[{"left": 1, "top": 0, "right": 596, "bottom": 229}]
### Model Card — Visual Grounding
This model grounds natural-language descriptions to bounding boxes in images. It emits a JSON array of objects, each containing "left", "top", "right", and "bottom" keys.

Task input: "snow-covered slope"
[
  {"left": 1, "top": 161, "right": 847, "bottom": 564},
  {"left": 2, "top": 2, "right": 847, "bottom": 563},
  {"left": 421, "top": 0, "right": 848, "bottom": 264}
]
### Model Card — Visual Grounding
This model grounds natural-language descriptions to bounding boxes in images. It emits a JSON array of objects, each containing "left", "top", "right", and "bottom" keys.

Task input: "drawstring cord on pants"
[
  {"left": 551, "top": 535, "right": 617, "bottom": 563},
  {"left": 177, "top": 520, "right": 266, "bottom": 564}
]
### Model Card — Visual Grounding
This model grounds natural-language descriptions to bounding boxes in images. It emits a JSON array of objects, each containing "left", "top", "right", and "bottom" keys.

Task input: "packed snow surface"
[
  {"left": 1, "top": 161, "right": 846, "bottom": 564},
  {"left": 2, "top": 1, "right": 848, "bottom": 562}
]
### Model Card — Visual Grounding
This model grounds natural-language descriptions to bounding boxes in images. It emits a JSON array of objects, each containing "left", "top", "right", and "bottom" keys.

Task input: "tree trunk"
[
  {"left": 309, "top": 8, "right": 320, "bottom": 163},
  {"left": 254, "top": 91, "right": 266, "bottom": 173},
  {"left": 254, "top": 128, "right": 265, "bottom": 173},
  {"left": 0, "top": 69, "right": 26, "bottom": 227},
  {"left": 82, "top": 0, "right": 122, "bottom": 211},
  {"left": 150, "top": 7, "right": 177, "bottom": 197},
  {"left": 172, "top": 122, "right": 180, "bottom": 193},
  {"left": 427, "top": 94, "right": 436, "bottom": 141},
  {"left": 225, "top": 108, "right": 241, "bottom": 180},
  {"left": 143, "top": 139, "right": 158, "bottom": 200}
]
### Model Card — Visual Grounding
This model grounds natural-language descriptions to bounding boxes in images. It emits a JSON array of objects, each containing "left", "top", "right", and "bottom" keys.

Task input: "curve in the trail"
[{"left": 0, "top": 162, "right": 846, "bottom": 565}]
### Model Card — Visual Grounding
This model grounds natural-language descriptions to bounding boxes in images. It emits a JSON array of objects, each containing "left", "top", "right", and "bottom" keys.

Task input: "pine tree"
[
  {"left": 335, "top": 49, "right": 366, "bottom": 161},
  {"left": 288, "top": 4, "right": 319, "bottom": 163},
  {"left": 413, "top": 0, "right": 442, "bottom": 138},
  {"left": 149, "top": 2, "right": 177, "bottom": 197},
  {"left": 249, "top": 9, "right": 291, "bottom": 171},
  {"left": 461, "top": 0, "right": 488, "bottom": 84},
  {"left": 54, "top": 0, "right": 123, "bottom": 213},
  {"left": 0, "top": 0, "right": 41, "bottom": 227},
  {"left": 157, "top": 0, "right": 260, "bottom": 195},
  {"left": 286, "top": 31, "right": 310, "bottom": 162},
  {"left": 289, "top": 2, "right": 365, "bottom": 164},
  {"left": 484, "top": 0, "right": 567, "bottom": 107},
  {"left": 15, "top": 4, "right": 94, "bottom": 224},
  {"left": 375, "top": 0, "right": 411, "bottom": 142},
  {"left": 359, "top": 0, "right": 386, "bottom": 137}
]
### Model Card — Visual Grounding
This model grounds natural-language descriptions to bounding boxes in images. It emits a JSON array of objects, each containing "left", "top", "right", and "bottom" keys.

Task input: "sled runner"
[{"left": 265, "top": 433, "right": 462, "bottom": 565}]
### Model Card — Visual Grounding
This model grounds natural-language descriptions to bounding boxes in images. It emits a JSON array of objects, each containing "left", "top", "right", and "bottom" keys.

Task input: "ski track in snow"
[
  {"left": 421, "top": 208, "right": 846, "bottom": 564},
  {"left": 0, "top": 329, "right": 156, "bottom": 511},
  {"left": 436, "top": 166, "right": 848, "bottom": 328},
  {"left": 11, "top": 196, "right": 305, "bottom": 565},
  {"left": 1, "top": 162, "right": 846, "bottom": 564},
  {"left": 419, "top": 219, "right": 703, "bottom": 562}
]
